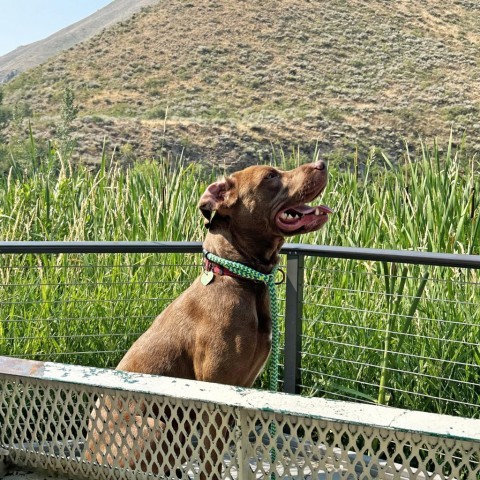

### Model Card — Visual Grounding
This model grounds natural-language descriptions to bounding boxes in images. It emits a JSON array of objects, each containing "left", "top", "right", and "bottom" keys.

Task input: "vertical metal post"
[
  {"left": 283, "top": 252, "right": 304, "bottom": 395},
  {"left": 235, "top": 408, "right": 250, "bottom": 480}
]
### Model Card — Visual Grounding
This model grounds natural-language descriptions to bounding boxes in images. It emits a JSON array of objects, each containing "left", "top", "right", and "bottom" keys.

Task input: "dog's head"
[{"left": 198, "top": 160, "right": 331, "bottom": 237}]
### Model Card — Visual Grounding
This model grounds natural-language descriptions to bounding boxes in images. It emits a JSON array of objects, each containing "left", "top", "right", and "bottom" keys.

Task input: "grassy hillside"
[{"left": 1, "top": 0, "right": 480, "bottom": 167}]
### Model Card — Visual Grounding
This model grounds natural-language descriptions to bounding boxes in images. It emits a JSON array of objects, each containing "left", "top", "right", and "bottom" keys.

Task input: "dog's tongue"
[{"left": 293, "top": 205, "right": 324, "bottom": 215}]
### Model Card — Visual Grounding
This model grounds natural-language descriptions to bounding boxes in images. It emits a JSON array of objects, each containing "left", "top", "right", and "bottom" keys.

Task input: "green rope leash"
[
  {"left": 203, "top": 250, "right": 280, "bottom": 391},
  {"left": 203, "top": 250, "right": 279, "bottom": 477}
]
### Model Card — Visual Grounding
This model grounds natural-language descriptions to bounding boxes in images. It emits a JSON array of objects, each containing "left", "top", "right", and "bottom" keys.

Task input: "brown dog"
[{"left": 85, "top": 160, "right": 331, "bottom": 476}]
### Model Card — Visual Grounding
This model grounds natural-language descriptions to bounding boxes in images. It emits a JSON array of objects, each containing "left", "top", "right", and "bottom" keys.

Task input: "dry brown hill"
[
  {"left": 0, "top": 0, "right": 159, "bottom": 83},
  {"left": 2, "top": 0, "right": 480, "bottom": 168}
]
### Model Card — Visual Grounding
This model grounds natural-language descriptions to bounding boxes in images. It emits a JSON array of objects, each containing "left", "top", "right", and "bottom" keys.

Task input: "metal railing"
[
  {"left": 0, "top": 241, "right": 479, "bottom": 418},
  {"left": 1, "top": 241, "right": 480, "bottom": 479}
]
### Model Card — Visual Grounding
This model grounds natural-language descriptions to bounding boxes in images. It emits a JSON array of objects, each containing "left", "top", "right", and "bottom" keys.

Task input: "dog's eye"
[{"left": 264, "top": 171, "right": 279, "bottom": 180}]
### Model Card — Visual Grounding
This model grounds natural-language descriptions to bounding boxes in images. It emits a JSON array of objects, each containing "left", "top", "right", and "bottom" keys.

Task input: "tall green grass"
[
  {"left": 309, "top": 141, "right": 480, "bottom": 254},
  {"left": 1, "top": 134, "right": 478, "bottom": 252},
  {"left": 0, "top": 136, "right": 478, "bottom": 418},
  {"left": 1, "top": 146, "right": 211, "bottom": 242}
]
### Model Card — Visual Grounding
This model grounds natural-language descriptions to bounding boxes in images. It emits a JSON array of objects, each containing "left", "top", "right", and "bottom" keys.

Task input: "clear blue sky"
[{"left": 0, "top": 0, "right": 113, "bottom": 56}]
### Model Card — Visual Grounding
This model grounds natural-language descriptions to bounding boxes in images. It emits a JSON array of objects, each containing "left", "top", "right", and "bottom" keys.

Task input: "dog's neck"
[{"left": 203, "top": 220, "right": 284, "bottom": 274}]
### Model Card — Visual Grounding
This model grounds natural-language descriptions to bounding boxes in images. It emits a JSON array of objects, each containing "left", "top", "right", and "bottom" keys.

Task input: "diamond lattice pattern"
[{"left": 1, "top": 376, "right": 479, "bottom": 479}]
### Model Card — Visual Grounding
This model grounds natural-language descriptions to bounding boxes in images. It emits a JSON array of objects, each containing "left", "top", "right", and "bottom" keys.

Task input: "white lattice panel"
[{"left": 1, "top": 357, "right": 479, "bottom": 480}]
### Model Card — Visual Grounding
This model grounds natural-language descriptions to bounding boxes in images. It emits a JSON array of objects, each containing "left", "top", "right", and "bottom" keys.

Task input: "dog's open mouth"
[{"left": 275, "top": 204, "right": 333, "bottom": 234}]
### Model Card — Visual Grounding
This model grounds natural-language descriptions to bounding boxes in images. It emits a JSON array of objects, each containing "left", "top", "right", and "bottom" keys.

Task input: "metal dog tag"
[{"left": 201, "top": 271, "right": 214, "bottom": 286}]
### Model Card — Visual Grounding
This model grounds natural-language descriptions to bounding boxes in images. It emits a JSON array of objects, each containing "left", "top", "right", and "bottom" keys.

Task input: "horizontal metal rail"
[
  {"left": 0, "top": 241, "right": 203, "bottom": 255},
  {"left": 0, "top": 241, "right": 477, "bottom": 269}
]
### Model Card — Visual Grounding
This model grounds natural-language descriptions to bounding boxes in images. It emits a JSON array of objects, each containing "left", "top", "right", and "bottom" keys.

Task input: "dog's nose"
[{"left": 313, "top": 159, "right": 327, "bottom": 171}]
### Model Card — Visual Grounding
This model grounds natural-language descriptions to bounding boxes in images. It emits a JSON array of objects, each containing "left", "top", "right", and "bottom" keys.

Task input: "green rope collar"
[{"left": 202, "top": 249, "right": 281, "bottom": 393}]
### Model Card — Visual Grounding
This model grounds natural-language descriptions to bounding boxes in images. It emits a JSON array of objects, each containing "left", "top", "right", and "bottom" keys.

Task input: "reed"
[{"left": 0, "top": 135, "right": 478, "bottom": 417}]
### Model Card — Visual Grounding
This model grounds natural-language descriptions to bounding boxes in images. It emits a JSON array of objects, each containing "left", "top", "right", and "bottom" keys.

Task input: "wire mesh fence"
[
  {"left": 299, "top": 256, "right": 480, "bottom": 418},
  {"left": 0, "top": 241, "right": 479, "bottom": 419},
  {"left": 0, "top": 250, "right": 201, "bottom": 369}
]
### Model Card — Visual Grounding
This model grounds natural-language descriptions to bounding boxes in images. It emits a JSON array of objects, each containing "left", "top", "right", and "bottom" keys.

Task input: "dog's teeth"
[
  {"left": 315, "top": 208, "right": 320, "bottom": 216},
  {"left": 281, "top": 211, "right": 304, "bottom": 221}
]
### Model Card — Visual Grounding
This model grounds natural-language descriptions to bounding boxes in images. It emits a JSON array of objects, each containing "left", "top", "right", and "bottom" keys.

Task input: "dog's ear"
[{"left": 198, "top": 177, "right": 236, "bottom": 227}]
